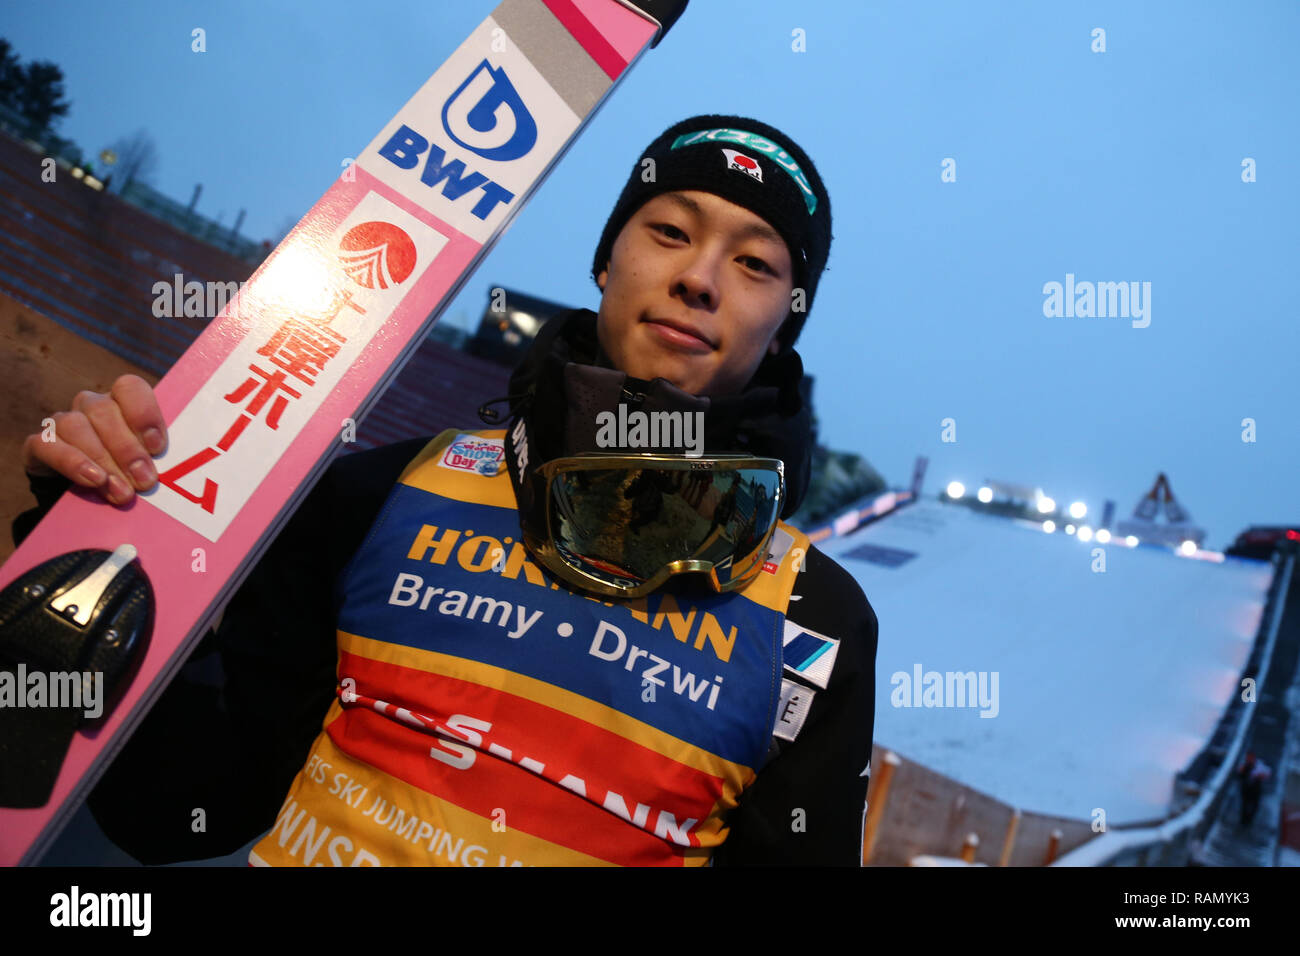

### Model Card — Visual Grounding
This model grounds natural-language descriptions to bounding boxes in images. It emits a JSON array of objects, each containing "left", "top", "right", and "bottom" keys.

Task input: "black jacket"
[{"left": 14, "top": 440, "right": 877, "bottom": 866}]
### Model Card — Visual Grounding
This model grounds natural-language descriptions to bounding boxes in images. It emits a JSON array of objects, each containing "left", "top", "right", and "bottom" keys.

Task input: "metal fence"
[{"left": 118, "top": 180, "right": 264, "bottom": 262}]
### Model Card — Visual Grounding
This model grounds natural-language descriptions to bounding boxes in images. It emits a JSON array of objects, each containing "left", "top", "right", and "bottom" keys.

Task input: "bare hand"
[{"left": 21, "top": 374, "right": 167, "bottom": 506}]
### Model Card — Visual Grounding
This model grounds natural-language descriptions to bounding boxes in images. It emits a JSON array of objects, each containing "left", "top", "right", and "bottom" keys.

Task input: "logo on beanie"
[
  {"left": 721, "top": 148, "right": 763, "bottom": 183},
  {"left": 672, "top": 128, "right": 817, "bottom": 215}
]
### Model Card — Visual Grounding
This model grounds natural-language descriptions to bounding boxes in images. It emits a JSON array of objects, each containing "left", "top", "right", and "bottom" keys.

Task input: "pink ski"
[{"left": 0, "top": 0, "right": 685, "bottom": 865}]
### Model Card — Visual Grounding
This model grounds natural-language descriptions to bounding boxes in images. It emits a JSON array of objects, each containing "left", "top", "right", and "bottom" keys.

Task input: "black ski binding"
[{"left": 0, "top": 545, "right": 153, "bottom": 808}]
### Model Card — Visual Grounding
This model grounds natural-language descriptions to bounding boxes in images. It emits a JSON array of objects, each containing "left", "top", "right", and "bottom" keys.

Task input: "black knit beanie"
[{"left": 591, "top": 114, "right": 832, "bottom": 351}]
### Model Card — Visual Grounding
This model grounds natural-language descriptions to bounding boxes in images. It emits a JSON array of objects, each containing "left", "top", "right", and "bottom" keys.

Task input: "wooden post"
[
  {"left": 998, "top": 809, "right": 1021, "bottom": 866},
  {"left": 960, "top": 832, "right": 979, "bottom": 863},
  {"left": 1044, "top": 828, "right": 1062, "bottom": 865},
  {"left": 861, "top": 750, "right": 901, "bottom": 865}
]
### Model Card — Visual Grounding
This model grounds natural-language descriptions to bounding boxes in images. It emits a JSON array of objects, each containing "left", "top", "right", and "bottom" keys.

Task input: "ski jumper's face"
[{"left": 595, "top": 190, "right": 794, "bottom": 397}]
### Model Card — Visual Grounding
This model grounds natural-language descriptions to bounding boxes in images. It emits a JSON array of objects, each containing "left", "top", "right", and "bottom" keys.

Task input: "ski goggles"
[{"left": 527, "top": 453, "right": 785, "bottom": 599}]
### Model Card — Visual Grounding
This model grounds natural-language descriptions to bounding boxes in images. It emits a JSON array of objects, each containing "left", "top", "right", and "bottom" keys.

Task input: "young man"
[{"left": 16, "top": 114, "right": 878, "bottom": 866}]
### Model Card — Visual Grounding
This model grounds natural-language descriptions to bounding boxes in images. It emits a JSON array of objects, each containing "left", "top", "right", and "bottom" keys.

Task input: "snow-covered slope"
[{"left": 819, "top": 498, "right": 1275, "bottom": 823}]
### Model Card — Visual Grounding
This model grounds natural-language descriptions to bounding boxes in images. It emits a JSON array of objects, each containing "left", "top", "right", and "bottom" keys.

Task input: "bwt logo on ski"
[
  {"left": 440, "top": 435, "right": 504, "bottom": 475},
  {"left": 378, "top": 58, "right": 537, "bottom": 222},
  {"left": 338, "top": 221, "right": 417, "bottom": 290},
  {"left": 443, "top": 59, "right": 537, "bottom": 161}
]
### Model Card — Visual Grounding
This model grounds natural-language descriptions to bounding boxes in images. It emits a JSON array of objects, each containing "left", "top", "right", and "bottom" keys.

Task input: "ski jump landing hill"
[{"left": 807, "top": 478, "right": 1294, "bottom": 866}]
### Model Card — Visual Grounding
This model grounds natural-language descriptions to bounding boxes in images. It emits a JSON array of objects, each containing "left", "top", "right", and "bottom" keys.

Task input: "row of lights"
[
  {"left": 68, "top": 164, "right": 106, "bottom": 191},
  {"left": 944, "top": 481, "right": 1199, "bottom": 555}
]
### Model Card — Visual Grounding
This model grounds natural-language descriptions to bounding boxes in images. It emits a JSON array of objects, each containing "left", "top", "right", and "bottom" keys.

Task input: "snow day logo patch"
[
  {"left": 721, "top": 148, "right": 762, "bottom": 182},
  {"left": 440, "top": 435, "right": 505, "bottom": 475}
]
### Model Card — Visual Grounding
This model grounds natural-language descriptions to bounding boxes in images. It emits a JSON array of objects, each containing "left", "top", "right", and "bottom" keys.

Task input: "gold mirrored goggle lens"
[{"left": 536, "top": 455, "right": 784, "bottom": 597}]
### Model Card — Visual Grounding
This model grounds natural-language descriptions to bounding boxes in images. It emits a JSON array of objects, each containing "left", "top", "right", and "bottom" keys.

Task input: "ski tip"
[{"left": 623, "top": 0, "right": 689, "bottom": 48}]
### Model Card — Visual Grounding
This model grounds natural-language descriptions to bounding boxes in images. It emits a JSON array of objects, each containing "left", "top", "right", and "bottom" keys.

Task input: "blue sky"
[{"left": 4, "top": 0, "right": 1297, "bottom": 548}]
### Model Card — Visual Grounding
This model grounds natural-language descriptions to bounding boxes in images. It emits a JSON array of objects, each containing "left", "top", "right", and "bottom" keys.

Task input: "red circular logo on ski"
[{"left": 338, "top": 221, "right": 417, "bottom": 289}]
